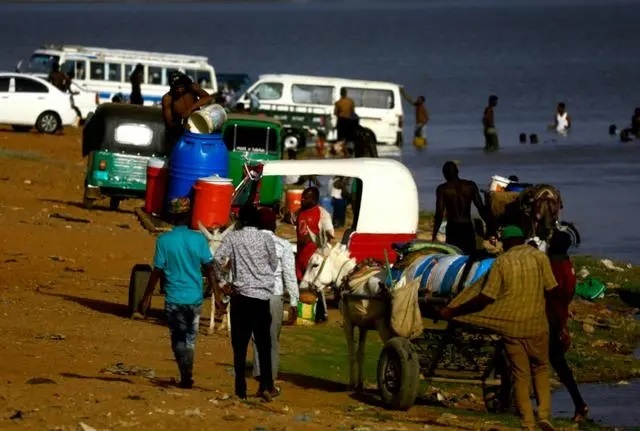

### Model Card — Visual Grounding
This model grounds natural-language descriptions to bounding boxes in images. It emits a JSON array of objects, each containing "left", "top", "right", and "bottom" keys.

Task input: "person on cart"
[
  {"left": 438, "top": 226, "right": 558, "bottom": 431},
  {"left": 162, "top": 71, "right": 213, "bottom": 142}
]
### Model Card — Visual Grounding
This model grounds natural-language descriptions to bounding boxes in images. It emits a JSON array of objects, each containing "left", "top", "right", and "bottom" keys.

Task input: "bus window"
[
  {"left": 107, "top": 63, "right": 122, "bottom": 82},
  {"left": 90, "top": 61, "right": 105, "bottom": 80},
  {"left": 124, "top": 64, "right": 145, "bottom": 83},
  {"left": 61, "top": 60, "right": 87, "bottom": 80},
  {"left": 185, "top": 69, "right": 213, "bottom": 88},
  {"left": 148, "top": 67, "right": 162, "bottom": 85},
  {"left": 23, "top": 53, "right": 59, "bottom": 74}
]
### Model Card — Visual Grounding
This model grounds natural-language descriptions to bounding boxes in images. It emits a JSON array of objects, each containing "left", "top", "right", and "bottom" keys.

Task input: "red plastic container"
[
  {"left": 144, "top": 158, "right": 168, "bottom": 215},
  {"left": 191, "top": 176, "right": 234, "bottom": 230}
]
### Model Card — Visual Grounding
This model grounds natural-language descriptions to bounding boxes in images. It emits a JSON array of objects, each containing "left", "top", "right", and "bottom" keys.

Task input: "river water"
[{"left": 0, "top": 0, "right": 638, "bottom": 264}]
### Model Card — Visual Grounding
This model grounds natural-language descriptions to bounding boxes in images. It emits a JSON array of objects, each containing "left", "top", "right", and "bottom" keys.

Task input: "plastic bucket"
[
  {"left": 191, "top": 175, "right": 235, "bottom": 230},
  {"left": 187, "top": 111, "right": 213, "bottom": 134},
  {"left": 144, "top": 158, "right": 168, "bottom": 215},
  {"left": 489, "top": 175, "right": 511, "bottom": 192},
  {"left": 286, "top": 189, "right": 304, "bottom": 215}
]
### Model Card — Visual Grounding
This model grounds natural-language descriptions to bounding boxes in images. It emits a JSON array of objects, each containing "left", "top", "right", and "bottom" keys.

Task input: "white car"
[
  {"left": 69, "top": 82, "right": 98, "bottom": 121},
  {"left": 0, "top": 72, "right": 78, "bottom": 133}
]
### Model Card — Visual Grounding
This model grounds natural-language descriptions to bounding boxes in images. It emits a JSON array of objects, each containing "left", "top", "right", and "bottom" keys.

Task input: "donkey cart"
[{"left": 377, "top": 302, "right": 513, "bottom": 413}]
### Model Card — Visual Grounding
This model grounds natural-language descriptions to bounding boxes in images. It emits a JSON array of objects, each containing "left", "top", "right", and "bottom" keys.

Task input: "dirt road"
[{"left": 0, "top": 127, "right": 510, "bottom": 431}]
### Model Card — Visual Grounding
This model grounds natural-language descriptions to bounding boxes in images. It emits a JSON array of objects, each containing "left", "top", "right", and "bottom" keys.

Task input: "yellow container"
[
  {"left": 413, "top": 137, "right": 426, "bottom": 148},
  {"left": 297, "top": 301, "right": 317, "bottom": 321}
]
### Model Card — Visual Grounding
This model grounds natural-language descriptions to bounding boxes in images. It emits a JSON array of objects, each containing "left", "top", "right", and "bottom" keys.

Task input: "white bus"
[{"left": 16, "top": 44, "right": 218, "bottom": 105}]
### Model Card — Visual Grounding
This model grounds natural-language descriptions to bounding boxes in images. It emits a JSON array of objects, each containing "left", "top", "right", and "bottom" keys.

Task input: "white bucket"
[
  {"left": 187, "top": 111, "right": 213, "bottom": 134},
  {"left": 148, "top": 158, "right": 167, "bottom": 169},
  {"left": 489, "top": 175, "right": 511, "bottom": 192},
  {"left": 187, "top": 104, "right": 228, "bottom": 134}
]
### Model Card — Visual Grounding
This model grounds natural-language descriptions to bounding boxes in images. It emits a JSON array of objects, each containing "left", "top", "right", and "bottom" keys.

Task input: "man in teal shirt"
[{"left": 139, "top": 197, "right": 221, "bottom": 389}]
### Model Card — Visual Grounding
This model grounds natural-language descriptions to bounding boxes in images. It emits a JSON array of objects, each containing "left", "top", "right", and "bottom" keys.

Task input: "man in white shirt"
[{"left": 253, "top": 208, "right": 299, "bottom": 383}]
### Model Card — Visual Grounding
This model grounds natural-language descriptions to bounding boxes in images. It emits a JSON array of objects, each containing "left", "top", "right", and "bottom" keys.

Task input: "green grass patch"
[{"left": 279, "top": 325, "right": 382, "bottom": 388}]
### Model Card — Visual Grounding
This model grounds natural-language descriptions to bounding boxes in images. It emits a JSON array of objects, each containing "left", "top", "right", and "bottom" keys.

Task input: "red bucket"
[
  {"left": 191, "top": 176, "right": 234, "bottom": 230},
  {"left": 144, "top": 158, "right": 168, "bottom": 215}
]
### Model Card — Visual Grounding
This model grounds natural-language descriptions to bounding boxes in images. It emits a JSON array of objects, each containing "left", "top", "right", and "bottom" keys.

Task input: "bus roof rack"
[{"left": 39, "top": 44, "right": 209, "bottom": 64}]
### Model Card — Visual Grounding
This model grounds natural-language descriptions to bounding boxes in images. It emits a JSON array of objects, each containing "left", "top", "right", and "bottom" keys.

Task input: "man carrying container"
[{"left": 438, "top": 225, "right": 558, "bottom": 431}]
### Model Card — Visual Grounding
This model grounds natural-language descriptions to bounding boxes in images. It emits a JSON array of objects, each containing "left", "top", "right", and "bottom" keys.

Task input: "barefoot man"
[
  {"left": 162, "top": 72, "right": 213, "bottom": 142},
  {"left": 432, "top": 161, "right": 490, "bottom": 255}
]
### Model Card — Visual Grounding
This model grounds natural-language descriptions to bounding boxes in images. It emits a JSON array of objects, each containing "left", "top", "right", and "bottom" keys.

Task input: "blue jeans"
[{"left": 165, "top": 302, "right": 201, "bottom": 382}]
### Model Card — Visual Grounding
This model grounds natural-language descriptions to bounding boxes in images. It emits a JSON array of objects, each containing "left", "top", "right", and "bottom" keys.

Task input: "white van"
[
  {"left": 235, "top": 74, "right": 404, "bottom": 146},
  {"left": 17, "top": 44, "right": 217, "bottom": 106}
]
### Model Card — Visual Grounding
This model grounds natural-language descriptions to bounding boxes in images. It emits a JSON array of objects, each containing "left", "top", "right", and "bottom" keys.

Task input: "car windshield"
[{"left": 23, "top": 54, "right": 59, "bottom": 74}]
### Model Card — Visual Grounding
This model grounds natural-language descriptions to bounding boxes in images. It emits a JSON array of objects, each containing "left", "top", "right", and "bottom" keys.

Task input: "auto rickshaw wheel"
[
  {"left": 36, "top": 111, "right": 61, "bottom": 134},
  {"left": 109, "top": 197, "right": 121, "bottom": 211},
  {"left": 377, "top": 337, "right": 420, "bottom": 411},
  {"left": 82, "top": 190, "right": 95, "bottom": 209}
]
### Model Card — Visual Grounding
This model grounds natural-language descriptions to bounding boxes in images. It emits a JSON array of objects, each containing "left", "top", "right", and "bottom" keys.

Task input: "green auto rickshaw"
[
  {"left": 222, "top": 114, "right": 284, "bottom": 207},
  {"left": 81, "top": 103, "right": 172, "bottom": 210}
]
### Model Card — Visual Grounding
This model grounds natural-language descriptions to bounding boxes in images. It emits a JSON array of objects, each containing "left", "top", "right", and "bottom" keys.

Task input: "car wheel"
[
  {"left": 35, "top": 111, "right": 61, "bottom": 134},
  {"left": 11, "top": 125, "right": 32, "bottom": 133}
]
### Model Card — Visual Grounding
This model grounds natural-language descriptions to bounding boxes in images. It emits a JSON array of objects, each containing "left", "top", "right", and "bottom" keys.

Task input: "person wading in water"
[
  {"left": 432, "top": 161, "right": 491, "bottom": 255},
  {"left": 482, "top": 94, "right": 499, "bottom": 151},
  {"left": 162, "top": 72, "right": 213, "bottom": 142},
  {"left": 129, "top": 64, "right": 144, "bottom": 106},
  {"left": 551, "top": 102, "right": 571, "bottom": 135}
]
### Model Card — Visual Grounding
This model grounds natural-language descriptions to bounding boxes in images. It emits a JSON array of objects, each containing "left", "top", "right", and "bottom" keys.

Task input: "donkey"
[
  {"left": 300, "top": 242, "right": 495, "bottom": 393},
  {"left": 300, "top": 243, "right": 390, "bottom": 392},
  {"left": 198, "top": 222, "right": 235, "bottom": 334}
]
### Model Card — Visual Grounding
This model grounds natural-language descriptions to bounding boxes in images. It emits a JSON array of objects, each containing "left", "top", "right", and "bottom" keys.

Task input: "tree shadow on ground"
[
  {"left": 39, "top": 291, "right": 165, "bottom": 324},
  {"left": 60, "top": 372, "right": 133, "bottom": 384}
]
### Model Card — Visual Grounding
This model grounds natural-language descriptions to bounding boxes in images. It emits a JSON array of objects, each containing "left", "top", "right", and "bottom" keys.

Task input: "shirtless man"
[
  {"left": 162, "top": 72, "right": 213, "bottom": 140},
  {"left": 432, "top": 161, "right": 490, "bottom": 255}
]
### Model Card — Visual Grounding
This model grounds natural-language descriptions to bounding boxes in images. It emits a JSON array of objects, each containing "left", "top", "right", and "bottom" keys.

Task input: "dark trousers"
[
  {"left": 549, "top": 336, "right": 586, "bottom": 411},
  {"left": 230, "top": 294, "right": 273, "bottom": 397},
  {"left": 445, "top": 221, "right": 476, "bottom": 255},
  {"left": 165, "top": 302, "right": 201, "bottom": 383},
  {"left": 332, "top": 197, "right": 347, "bottom": 228}
]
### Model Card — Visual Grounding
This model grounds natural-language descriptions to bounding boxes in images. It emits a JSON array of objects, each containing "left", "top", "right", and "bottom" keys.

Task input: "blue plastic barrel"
[
  {"left": 166, "top": 131, "right": 229, "bottom": 205},
  {"left": 320, "top": 196, "right": 333, "bottom": 215},
  {"left": 505, "top": 182, "right": 532, "bottom": 192}
]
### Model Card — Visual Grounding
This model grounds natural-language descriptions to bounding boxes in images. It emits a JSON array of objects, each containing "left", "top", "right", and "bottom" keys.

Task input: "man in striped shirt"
[
  {"left": 253, "top": 208, "right": 299, "bottom": 384},
  {"left": 215, "top": 205, "right": 278, "bottom": 402}
]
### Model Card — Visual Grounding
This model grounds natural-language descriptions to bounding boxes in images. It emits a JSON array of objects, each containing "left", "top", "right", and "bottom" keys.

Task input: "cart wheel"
[
  {"left": 483, "top": 350, "right": 515, "bottom": 413},
  {"left": 128, "top": 264, "right": 152, "bottom": 316},
  {"left": 377, "top": 337, "right": 420, "bottom": 410},
  {"left": 109, "top": 197, "right": 121, "bottom": 211}
]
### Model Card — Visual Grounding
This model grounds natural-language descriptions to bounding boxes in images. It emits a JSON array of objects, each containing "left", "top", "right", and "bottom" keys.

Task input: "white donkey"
[
  {"left": 300, "top": 243, "right": 391, "bottom": 392},
  {"left": 198, "top": 222, "right": 235, "bottom": 334}
]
